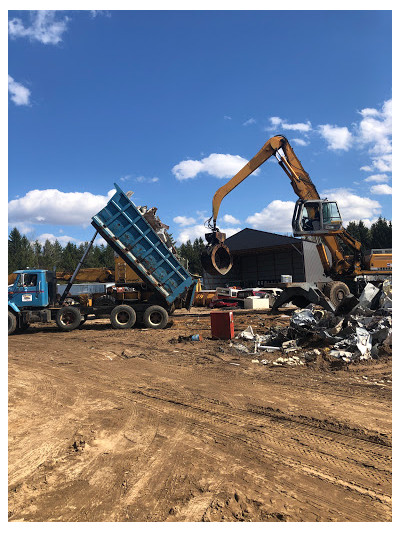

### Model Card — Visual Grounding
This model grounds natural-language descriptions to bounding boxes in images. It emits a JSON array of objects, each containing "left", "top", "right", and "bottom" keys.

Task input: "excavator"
[{"left": 201, "top": 135, "right": 392, "bottom": 306}]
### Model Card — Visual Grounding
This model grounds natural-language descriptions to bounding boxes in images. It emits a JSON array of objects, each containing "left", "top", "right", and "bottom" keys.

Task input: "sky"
[{"left": 8, "top": 9, "right": 392, "bottom": 247}]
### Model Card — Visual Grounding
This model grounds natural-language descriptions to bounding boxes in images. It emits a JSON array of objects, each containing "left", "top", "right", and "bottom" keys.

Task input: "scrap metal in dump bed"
[{"left": 91, "top": 184, "right": 196, "bottom": 309}]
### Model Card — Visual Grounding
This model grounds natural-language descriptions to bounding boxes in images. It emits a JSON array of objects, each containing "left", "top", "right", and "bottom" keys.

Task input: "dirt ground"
[{"left": 8, "top": 308, "right": 392, "bottom": 522}]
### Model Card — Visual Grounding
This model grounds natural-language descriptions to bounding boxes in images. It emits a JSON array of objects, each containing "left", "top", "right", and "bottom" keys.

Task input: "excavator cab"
[{"left": 292, "top": 199, "right": 343, "bottom": 236}]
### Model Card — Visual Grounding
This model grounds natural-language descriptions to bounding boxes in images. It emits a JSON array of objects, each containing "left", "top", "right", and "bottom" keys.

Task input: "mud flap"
[{"left": 271, "top": 285, "right": 335, "bottom": 313}]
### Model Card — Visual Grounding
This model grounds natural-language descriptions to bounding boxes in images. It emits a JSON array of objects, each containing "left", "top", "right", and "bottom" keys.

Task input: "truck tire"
[
  {"left": 110, "top": 305, "right": 136, "bottom": 329},
  {"left": 8, "top": 311, "right": 17, "bottom": 335},
  {"left": 56, "top": 306, "right": 82, "bottom": 332},
  {"left": 143, "top": 305, "right": 169, "bottom": 329},
  {"left": 324, "top": 281, "right": 350, "bottom": 307}
]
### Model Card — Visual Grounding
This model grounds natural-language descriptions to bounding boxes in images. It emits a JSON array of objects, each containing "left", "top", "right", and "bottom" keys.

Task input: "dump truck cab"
[{"left": 8, "top": 270, "right": 58, "bottom": 310}]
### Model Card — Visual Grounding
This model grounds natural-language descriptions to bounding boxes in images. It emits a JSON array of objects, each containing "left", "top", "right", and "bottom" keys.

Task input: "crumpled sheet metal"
[
  {"left": 355, "top": 327, "right": 372, "bottom": 358},
  {"left": 358, "top": 283, "right": 380, "bottom": 309},
  {"left": 235, "top": 283, "right": 391, "bottom": 364},
  {"left": 290, "top": 308, "right": 317, "bottom": 328},
  {"left": 379, "top": 279, "right": 392, "bottom": 310}
]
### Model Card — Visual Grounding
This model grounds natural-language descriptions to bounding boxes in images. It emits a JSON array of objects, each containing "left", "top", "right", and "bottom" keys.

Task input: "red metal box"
[{"left": 210, "top": 311, "right": 234, "bottom": 340}]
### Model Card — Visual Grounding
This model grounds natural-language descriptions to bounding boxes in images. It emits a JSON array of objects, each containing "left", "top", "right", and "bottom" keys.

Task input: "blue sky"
[{"left": 8, "top": 9, "right": 392, "bottom": 246}]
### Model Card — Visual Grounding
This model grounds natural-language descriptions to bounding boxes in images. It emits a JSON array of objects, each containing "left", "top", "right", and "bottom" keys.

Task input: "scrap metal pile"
[{"left": 234, "top": 280, "right": 392, "bottom": 366}]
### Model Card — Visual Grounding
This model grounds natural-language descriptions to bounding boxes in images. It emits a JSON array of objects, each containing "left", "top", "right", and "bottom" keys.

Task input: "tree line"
[
  {"left": 345, "top": 217, "right": 392, "bottom": 253},
  {"left": 8, "top": 217, "right": 391, "bottom": 276},
  {"left": 8, "top": 228, "right": 115, "bottom": 274}
]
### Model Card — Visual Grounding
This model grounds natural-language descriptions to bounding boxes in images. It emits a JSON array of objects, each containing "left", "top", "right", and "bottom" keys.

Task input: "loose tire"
[
  {"left": 8, "top": 311, "right": 17, "bottom": 335},
  {"left": 110, "top": 305, "right": 136, "bottom": 329},
  {"left": 56, "top": 306, "right": 82, "bottom": 332},
  {"left": 143, "top": 305, "right": 169, "bottom": 329},
  {"left": 324, "top": 281, "right": 350, "bottom": 307}
]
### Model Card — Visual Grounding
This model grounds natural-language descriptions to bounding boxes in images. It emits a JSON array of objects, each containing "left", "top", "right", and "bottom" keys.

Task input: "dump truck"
[{"left": 8, "top": 184, "right": 196, "bottom": 334}]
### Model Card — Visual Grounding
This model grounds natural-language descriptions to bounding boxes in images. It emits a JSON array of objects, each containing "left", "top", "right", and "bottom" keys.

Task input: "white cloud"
[
  {"left": 172, "top": 153, "right": 258, "bottom": 180},
  {"left": 321, "top": 188, "right": 381, "bottom": 226},
  {"left": 8, "top": 10, "right": 69, "bottom": 45},
  {"left": 175, "top": 224, "right": 241, "bottom": 245},
  {"left": 90, "top": 11, "right": 111, "bottom": 18},
  {"left": 136, "top": 176, "right": 159, "bottom": 183},
  {"left": 292, "top": 138, "right": 309, "bottom": 147},
  {"left": 36, "top": 233, "right": 81, "bottom": 246},
  {"left": 358, "top": 99, "right": 392, "bottom": 172},
  {"left": 94, "top": 235, "right": 107, "bottom": 246},
  {"left": 370, "top": 184, "right": 392, "bottom": 195},
  {"left": 364, "top": 174, "right": 390, "bottom": 183},
  {"left": 8, "top": 188, "right": 116, "bottom": 228},
  {"left": 9, "top": 222, "right": 33, "bottom": 235},
  {"left": 224, "top": 115, "right": 232, "bottom": 120},
  {"left": 318, "top": 124, "right": 352, "bottom": 150},
  {"left": 268, "top": 116, "right": 312, "bottom": 132},
  {"left": 222, "top": 214, "right": 240, "bottom": 225},
  {"left": 359, "top": 108, "right": 380, "bottom": 117},
  {"left": 360, "top": 165, "right": 373, "bottom": 172},
  {"left": 246, "top": 200, "right": 295, "bottom": 233},
  {"left": 371, "top": 154, "right": 392, "bottom": 173},
  {"left": 8, "top": 75, "right": 31, "bottom": 106},
  {"left": 243, "top": 118, "right": 256, "bottom": 126},
  {"left": 358, "top": 99, "right": 391, "bottom": 153},
  {"left": 269, "top": 117, "right": 282, "bottom": 126},
  {"left": 173, "top": 216, "right": 196, "bottom": 226}
]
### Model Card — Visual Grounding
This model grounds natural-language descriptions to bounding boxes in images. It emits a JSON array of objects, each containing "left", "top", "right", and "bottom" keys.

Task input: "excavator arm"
[
  {"left": 209, "top": 135, "right": 319, "bottom": 229},
  {"left": 201, "top": 135, "right": 362, "bottom": 278}
]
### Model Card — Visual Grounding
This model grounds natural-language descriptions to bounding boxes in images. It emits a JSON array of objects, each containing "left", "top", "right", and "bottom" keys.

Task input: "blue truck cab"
[
  {"left": 9, "top": 270, "right": 50, "bottom": 310},
  {"left": 8, "top": 270, "right": 59, "bottom": 334}
]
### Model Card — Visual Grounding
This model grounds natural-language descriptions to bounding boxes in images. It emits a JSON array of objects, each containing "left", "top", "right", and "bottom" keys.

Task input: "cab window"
[
  {"left": 24, "top": 274, "right": 38, "bottom": 287},
  {"left": 322, "top": 202, "right": 341, "bottom": 224},
  {"left": 16, "top": 274, "right": 24, "bottom": 287}
]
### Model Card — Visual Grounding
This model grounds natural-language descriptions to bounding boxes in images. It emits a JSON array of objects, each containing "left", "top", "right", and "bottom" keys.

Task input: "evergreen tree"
[
  {"left": 345, "top": 220, "right": 371, "bottom": 252},
  {"left": 103, "top": 245, "right": 115, "bottom": 268},
  {"left": 370, "top": 217, "right": 392, "bottom": 249},
  {"left": 178, "top": 238, "right": 206, "bottom": 274},
  {"left": 62, "top": 242, "right": 80, "bottom": 271},
  {"left": 42, "top": 240, "right": 56, "bottom": 270},
  {"left": 8, "top": 227, "right": 23, "bottom": 273},
  {"left": 20, "top": 235, "right": 35, "bottom": 270},
  {"left": 32, "top": 240, "right": 42, "bottom": 268},
  {"left": 52, "top": 240, "right": 64, "bottom": 269}
]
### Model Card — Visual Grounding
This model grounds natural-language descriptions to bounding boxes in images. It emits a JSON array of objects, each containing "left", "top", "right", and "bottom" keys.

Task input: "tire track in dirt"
[
  {"left": 9, "top": 320, "right": 392, "bottom": 522},
  {"left": 121, "top": 385, "right": 391, "bottom": 519}
]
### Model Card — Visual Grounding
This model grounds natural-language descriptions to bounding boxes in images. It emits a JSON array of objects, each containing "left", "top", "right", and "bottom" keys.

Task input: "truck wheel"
[
  {"left": 56, "top": 306, "right": 82, "bottom": 332},
  {"left": 324, "top": 281, "right": 350, "bottom": 307},
  {"left": 143, "top": 305, "right": 169, "bottom": 329},
  {"left": 8, "top": 311, "right": 17, "bottom": 335},
  {"left": 110, "top": 305, "right": 136, "bottom": 329}
]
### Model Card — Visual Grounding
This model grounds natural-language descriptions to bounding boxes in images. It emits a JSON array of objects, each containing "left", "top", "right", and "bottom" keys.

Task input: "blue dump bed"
[{"left": 92, "top": 184, "right": 196, "bottom": 308}]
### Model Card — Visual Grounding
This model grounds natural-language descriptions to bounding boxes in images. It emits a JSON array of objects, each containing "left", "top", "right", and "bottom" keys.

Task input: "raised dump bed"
[{"left": 91, "top": 183, "right": 196, "bottom": 309}]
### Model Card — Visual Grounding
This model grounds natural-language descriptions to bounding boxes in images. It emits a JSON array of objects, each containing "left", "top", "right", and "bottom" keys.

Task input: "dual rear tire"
[
  {"left": 109, "top": 304, "right": 168, "bottom": 330},
  {"left": 110, "top": 305, "right": 137, "bottom": 329}
]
